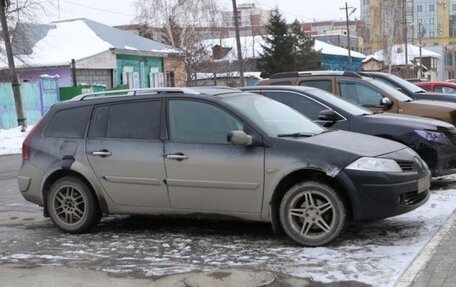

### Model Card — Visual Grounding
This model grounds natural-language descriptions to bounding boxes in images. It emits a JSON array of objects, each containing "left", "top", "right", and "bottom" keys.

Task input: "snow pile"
[
  {"left": 0, "top": 126, "right": 32, "bottom": 156},
  {"left": 363, "top": 44, "right": 441, "bottom": 66}
]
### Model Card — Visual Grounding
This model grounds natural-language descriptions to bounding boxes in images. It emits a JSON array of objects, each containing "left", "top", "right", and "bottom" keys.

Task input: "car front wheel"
[
  {"left": 279, "top": 181, "right": 346, "bottom": 246},
  {"left": 47, "top": 176, "right": 101, "bottom": 233}
]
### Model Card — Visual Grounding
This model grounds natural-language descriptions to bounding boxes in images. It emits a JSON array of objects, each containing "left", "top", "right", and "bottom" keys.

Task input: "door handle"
[
  {"left": 165, "top": 153, "right": 188, "bottom": 161},
  {"left": 92, "top": 150, "right": 112, "bottom": 157}
]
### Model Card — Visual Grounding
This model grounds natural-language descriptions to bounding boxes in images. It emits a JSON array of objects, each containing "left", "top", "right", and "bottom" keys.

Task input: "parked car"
[
  {"left": 242, "top": 85, "right": 456, "bottom": 177},
  {"left": 416, "top": 81, "right": 456, "bottom": 94},
  {"left": 257, "top": 71, "right": 456, "bottom": 125},
  {"left": 360, "top": 72, "right": 456, "bottom": 103},
  {"left": 18, "top": 88, "right": 430, "bottom": 246}
]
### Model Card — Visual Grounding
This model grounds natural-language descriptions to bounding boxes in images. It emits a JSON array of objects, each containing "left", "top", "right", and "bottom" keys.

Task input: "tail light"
[{"left": 22, "top": 118, "right": 43, "bottom": 160}]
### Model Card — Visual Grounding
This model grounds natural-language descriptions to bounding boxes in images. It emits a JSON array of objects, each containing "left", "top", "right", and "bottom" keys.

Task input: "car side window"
[
  {"left": 339, "top": 80, "right": 383, "bottom": 106},
  {"left": 89, "top": 100, "right": 161, "bottom": 140},
  {"left": 435, "top": 86, "right": 444, "bottom": 93},
  {"left": 299, "top": 80, "right": 332, "bottom": 92},
  {"left": 168, "top": 100, "right": 244, "bottom": 144},
  {"left": 45, "top": 106, "right": 91, "bottom": 138},
  {"left": 262, "top": 91, "right": 328, "bottom": 120},
  {"left": 437, "top": 86, "right": 456, "bottom": 94}
]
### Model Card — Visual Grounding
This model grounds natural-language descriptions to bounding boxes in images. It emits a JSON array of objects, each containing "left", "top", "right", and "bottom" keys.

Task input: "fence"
[{"left": 0, "top": 77, "right": 59, "bottom": 129}]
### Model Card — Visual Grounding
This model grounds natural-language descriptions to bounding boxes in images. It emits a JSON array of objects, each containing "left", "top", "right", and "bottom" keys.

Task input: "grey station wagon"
[{"left": 18, "top": 88, "right": 431, "bottom": 246}]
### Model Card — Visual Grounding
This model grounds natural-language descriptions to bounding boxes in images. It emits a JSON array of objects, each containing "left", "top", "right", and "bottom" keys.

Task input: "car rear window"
[
  {"left": 89, "top": 100, "right": 161, "bottom": 140},
  {"left": 44, "top": 106, "right": 91, "bottom": 138}
]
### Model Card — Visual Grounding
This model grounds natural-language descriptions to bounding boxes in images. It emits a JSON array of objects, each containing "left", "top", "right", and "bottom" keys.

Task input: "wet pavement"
[{"left": 1, "top": 154, "right": 456, "bottom": 286}]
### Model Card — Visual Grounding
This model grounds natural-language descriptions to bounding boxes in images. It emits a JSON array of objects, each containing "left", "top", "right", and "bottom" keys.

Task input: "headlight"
[
  {"left": 345, "top": 157, "right": 402, "bottom": 173},
  {"left": 415, "top": 130, "right": 451, "bottom": 145}
]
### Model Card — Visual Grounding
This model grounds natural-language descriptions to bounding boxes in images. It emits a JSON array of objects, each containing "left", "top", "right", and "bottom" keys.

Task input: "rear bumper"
[
  {"left": 17, "top": 160, "right": 44, "bottom": 205},
  {"left": 336, "top": 169, "right": 431, "bottom": 221}
]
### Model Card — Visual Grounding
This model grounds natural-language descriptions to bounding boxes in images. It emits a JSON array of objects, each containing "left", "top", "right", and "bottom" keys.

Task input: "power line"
[{"left": 59, "top": 0, "right": 135, "bottom": 18}]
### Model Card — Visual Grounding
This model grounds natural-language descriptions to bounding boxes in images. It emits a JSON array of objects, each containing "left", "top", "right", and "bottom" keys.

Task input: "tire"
[
  {"left": 279, "top": 181, "right": 346, "bottom": 247},
  {"left": 47, "top": 176, "right": 101, "bottom": 233}
]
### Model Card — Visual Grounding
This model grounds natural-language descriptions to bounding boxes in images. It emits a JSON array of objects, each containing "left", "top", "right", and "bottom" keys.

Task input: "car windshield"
[
  {"left": 367, "top": 78, "right": 414, "bottom": 102},
  {"left": 223, "top": 94, "right": 326, "bottom": 137},
  {"left": 382, "top": 74, "right": 427, "bottom": 93},
  {"left": 305, "top": 88, "right": 372, "bottom": 116}
]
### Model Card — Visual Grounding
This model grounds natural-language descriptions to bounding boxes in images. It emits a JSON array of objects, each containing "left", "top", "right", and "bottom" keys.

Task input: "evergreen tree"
[
  {"left": 257, "top": 9, "right": 295, "bottom": 78},
  {"left": 290, "top": 20, "right": 321, "bottom": 71},
  {"left": 257, "top": 10, "right": 321, "bottom": 78}
]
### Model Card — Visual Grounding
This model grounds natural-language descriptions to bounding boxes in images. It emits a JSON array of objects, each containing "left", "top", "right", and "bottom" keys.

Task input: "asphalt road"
[{"left": 1, "top": 154, "right": 455, "bottom": 286}]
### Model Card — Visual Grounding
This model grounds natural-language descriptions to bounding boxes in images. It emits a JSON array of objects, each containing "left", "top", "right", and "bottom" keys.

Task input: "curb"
[{"left": 395, "top": 210, "right": 456, "bottom": 287}]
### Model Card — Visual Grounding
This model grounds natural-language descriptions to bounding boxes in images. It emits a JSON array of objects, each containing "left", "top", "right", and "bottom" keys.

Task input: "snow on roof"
[
  {"left": 202, "top": 35, "right": 365, "bottom": 63},
  {"left": 314, "top": 40, "right": 365, "bottom": 58},
  {"left": 363, "top": 44, "right": 441, "bottom": 66},
  {"left": 0, "top": 18, "right": 181, "bottom": 69}
]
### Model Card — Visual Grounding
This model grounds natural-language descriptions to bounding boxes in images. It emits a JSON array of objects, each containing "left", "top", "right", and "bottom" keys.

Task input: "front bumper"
[
  {"left": 336, "top": 167, "right": 431, "bottom": 221},
  {"left": 416, "top": 143, "right": 456, "bottom": 177}
]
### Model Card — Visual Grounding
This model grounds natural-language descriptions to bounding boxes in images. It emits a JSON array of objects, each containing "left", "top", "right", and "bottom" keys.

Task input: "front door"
[
  {"left": 338, "top": 79, "right": 393, "bottom": 113},
  {"left": 164, "top": 99, "right": 264, "bottom": 213},
  {"left": 86, "top": 99, "right": 169, "bottom": 208}
]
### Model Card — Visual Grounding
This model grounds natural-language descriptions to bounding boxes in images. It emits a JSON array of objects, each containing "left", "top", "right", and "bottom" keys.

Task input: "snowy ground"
[
  {"left": 0, "top": 186, "right": 455, "bottom": 286},
  {"left": 0, "top": 126, "right": 31, "bottom": 156}
]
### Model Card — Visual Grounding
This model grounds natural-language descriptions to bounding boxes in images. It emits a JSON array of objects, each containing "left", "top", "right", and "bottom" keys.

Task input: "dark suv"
[
  {"left": 258, "top": 71, "right": 456, "bottom": 125},
  {"left": 242, "top": 86, "right": 456, "bottom": 177},
  {"left": 18, "top": 88, "right": 430, "bottom": 246}
]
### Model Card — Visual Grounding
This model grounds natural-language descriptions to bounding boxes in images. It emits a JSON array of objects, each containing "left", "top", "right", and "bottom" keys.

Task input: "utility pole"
[
  {"left": 231, "top": 0, "right": 245, "bottom": 86},
  {"left": 0, "top": 0, "right": 26, "bottom": 130},
  {"left": 340, "top": 3, "right": 356, "bottom": 71},
  {"left": 418, "top": 21, "right": 423, "bottom": 79},
  {"left": 403, "top": 0, "right": 409, "bottom": 78}
]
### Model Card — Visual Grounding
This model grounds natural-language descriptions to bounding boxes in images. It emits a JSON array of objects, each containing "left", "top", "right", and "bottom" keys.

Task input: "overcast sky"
[{"left": 46, "top": 0, "right": 361, "bottom": 26}]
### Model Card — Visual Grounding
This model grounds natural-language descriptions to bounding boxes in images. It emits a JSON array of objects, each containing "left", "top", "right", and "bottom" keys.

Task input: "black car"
[
  {"left": 242, "top": 86, "right": 456, "bottom": 177},
  {"left": 360, "top": 72, "right": 456, "bottom": 103}
]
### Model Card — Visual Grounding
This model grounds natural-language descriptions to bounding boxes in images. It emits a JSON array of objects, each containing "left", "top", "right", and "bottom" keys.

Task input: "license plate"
[{"left": 418, "top": 176, "right": 431, "bottom": 194}]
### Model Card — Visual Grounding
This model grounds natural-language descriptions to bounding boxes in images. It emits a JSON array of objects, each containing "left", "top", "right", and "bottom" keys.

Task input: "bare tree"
[
  {"left": 133, "top": 0, "right": 221, "bottom": 86},
  {"left": 0, "top": 0, "right": 53, "bottom": 130}
]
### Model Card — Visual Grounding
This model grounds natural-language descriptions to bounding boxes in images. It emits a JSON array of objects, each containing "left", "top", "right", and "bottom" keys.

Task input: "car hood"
[
  {"left": 365, "top": 112, "right": 454, "bottom": 130},
  {"left": 276, "top": 130, "right": 407, "bottom": 157}
]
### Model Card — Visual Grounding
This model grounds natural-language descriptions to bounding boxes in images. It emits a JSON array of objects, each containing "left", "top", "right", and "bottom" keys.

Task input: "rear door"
[
  {"left": 164, "top": 99, "right": 265, "bottom": 213},
  {"left": 337, "top": 79, "right": 392, "bottom": 113},
  {"left": 86, "top": 99, "right": 168, "bottom": 208}
]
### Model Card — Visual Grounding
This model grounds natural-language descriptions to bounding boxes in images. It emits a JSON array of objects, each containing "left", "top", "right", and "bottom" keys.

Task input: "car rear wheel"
[
  {"left": 47, "top": 177, "right": 101, "bottom": 233},
  {"left": 279, "top": 181, "right": 346, "bottom": 246}
]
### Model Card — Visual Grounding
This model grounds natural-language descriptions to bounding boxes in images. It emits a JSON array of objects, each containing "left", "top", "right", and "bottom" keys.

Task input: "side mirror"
[
  {"left": 318, "top": 109, "right": 342, "bottom": 122},
  {"left": 227, "top": 130, "right": 253, "bottom": 146},
  {"left": 380, "top": 97, "right": 393, "bottom": 108}
]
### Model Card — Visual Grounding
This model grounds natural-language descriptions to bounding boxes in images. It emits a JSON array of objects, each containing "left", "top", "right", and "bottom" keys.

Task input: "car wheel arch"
[
  {"left": 268, "top": 168, "right": 354, "bottom": 234},
  {"left": 41, "top": 169, "right": 107, "bottom": 217}
]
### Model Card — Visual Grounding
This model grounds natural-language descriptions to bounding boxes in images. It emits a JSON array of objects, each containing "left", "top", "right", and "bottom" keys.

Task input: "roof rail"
[
  {"left": 269, "top": 72, "right": 300, "bottom": 79},
  {"left": 70, "top": 87, "right": 201, "bottom": 101},
  {"left": 268, "top": 70, "right": 363, "bottom": 79}
]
